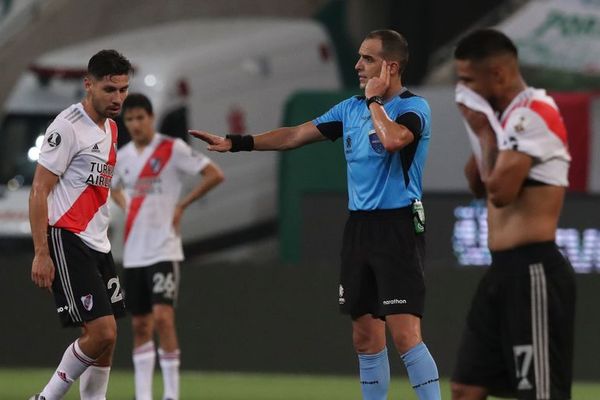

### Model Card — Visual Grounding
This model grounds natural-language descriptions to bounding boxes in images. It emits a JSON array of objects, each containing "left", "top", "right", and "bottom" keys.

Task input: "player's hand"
[
  {"left": 31, "top": 252, "right": 55, "bottom": 290},
  {"left": 188, "top": 130, "right": 232, "bottom": 152},
  {"left": 457, "top": 104, "right": 491, "bottom": 135},
  {"left": 365, "top": 60, "right": 391, "bottom": 99},
  {"left": 172, "top": 204, "right": 184, "bottom": 235}
]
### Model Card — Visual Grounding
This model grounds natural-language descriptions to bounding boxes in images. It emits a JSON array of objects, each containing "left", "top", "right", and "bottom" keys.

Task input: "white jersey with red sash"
[
  {"left": 38, "top": 103, "right": 118, "bottom": 253},
  {"left": 113, "top": 133, "right": 210, "bottom": 268},
  {"left": 499, "top": 87, "right": 571, "bottom": 186}
]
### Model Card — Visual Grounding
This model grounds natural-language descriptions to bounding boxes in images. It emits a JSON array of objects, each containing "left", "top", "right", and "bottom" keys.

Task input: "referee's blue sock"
[
  {"left": 401, "top": 342, "right": 441, "bottom": 400},
  {"left": 358, "top": 347, "right": 390, "bottom": 400}
]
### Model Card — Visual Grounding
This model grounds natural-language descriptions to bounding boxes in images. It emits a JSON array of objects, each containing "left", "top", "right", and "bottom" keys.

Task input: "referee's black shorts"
[
  {"left": 338, "top": 207, "right": 426, "bottom": 319},
  {"left": 452, "top": 241, "right": 575, "bottom": 399}
]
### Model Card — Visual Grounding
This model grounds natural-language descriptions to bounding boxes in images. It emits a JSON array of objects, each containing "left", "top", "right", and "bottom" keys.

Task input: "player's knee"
[
  {"left": 391, "top": 330, "right": 421, "bottom": 354},
  {"left": 90, "top": 320, "right": 117, "bottom": 350},
  {"left": 97, "top": 326, "right": 117, "bottom": 349},
  {"left": 153, "top": 310, "right": 175, "bottom": 333},
  {"left": 352, "top": 330, "right": 384, "bottom": 354},
  {"left": 132, "top": 316, "right": 153, "bottom": 339}
]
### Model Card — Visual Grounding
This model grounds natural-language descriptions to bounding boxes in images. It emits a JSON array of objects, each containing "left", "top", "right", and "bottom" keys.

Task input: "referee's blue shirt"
[{"left": 312, "top": 90, "right": 431, "bottom": 211}]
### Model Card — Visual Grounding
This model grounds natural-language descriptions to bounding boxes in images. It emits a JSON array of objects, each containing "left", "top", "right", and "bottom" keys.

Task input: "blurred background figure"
[{"left": 112, "top": 93, "right": 223, "bottom": 400}]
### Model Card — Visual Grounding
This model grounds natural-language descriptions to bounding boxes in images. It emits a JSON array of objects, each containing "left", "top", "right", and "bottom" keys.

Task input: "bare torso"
[{"left": 487, "top": 185, "right": 565, "bottom": 251}]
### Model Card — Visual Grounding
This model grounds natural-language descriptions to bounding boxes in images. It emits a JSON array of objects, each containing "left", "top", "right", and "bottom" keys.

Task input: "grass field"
[{"left": 2, "top": 369, "right": 599, "bottom": 399}]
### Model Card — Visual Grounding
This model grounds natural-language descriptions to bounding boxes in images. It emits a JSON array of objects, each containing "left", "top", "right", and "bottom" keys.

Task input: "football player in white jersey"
[
  {"left": 111, "top": 93, "right": 224, "bottom": 400},
  {"left": 29, "top": 50, "right": 132, "bottom": 400},
  {"left": 450, "top": 29, "right": 576, "bottom": 400}
]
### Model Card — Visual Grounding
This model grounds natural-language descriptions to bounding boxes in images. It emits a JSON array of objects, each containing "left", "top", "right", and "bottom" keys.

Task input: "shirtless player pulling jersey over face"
[{"left": 450, "top": 29, "right": 576, "bottom": 400}]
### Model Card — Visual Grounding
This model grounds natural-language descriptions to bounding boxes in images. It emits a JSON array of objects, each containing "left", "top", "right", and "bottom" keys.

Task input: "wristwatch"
[{"left": 366, "top": 96, "right": 384, "bottom": 108}]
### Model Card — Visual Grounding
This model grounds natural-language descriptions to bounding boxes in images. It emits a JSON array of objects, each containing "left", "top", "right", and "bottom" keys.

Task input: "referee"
[{"left": 190, "top": 30, "right": 440, "bottom": 400}]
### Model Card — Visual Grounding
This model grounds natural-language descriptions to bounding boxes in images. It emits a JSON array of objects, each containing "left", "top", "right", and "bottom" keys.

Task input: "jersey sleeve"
[
  {"left": 37, "top": 119, "right": 77, "bottom": 176},
  {"left": 311, "top": 99, "right": 348, "bottom": 141},
  {"left": 390, "top": 98, "right": 430, "bottom": 140},
  {"left": 172, "top": 138, "right": 211, "bottom": 175},
  {"left": 395, "top": 112, "right": 423, "bottom": 139},
  {"left": 500, "top": 107, "right": 567, "bottom": 160}
]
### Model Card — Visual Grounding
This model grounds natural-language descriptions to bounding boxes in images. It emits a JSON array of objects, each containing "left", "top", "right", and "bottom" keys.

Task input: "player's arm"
[
  {"left": 173, "top": 162, "right": 224, "bottom": 232},
  {"left": 178, "top": 162, "right": 224, "bottom": 209},
  {"left": 365, "top": 61, "right": 415, "bottom": 152},
  {"left": 459, "top": 104, "right": 533, "bottom": 207},
  {"left": 485, "top": 150, "right": 532, "bottom": 207},
  {"left": 464, "top": 154, "right": 486, "bottom": 198},
  {"left": 111, "top": 187, "right": 127, "bottom": 210},
  {"left": 188, "top": 121, "right": 327, "bottom": 152},
  {"left": 457, "top": 104, "right": 498, "bottom": 182},
  {"left": 29, "top": 164, "right": 59, "bottom": 289},
  {"left": 368, "top": 102, "right": 415, "bottom": 152}
]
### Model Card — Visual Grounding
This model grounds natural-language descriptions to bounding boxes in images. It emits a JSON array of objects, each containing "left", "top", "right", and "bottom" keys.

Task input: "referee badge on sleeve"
[{"left": 368, "top": 130, "right": 384, "bottom": 154}]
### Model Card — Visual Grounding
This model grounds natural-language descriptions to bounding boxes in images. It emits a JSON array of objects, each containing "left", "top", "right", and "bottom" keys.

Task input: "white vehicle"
[{"left": 0, "top": 18, "right": 341, "bottom": 258}]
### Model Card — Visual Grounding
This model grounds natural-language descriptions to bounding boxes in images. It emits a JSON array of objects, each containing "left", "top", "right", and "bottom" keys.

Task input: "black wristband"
[
  {"left": 366, "top": 96, "right": 384, "bottom": 108},
  {"left": 226, "top": 134, "right": 254, "bottom": 152}
]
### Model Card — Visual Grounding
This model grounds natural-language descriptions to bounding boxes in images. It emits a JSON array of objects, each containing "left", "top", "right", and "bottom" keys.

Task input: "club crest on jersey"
[
  {"left": 150, "top": 158, "right": 162, "bottom": 173},
  {"left": 47, "top": 132, "right": 62, "bottom": 148},
  {"left": 514, "top": 115, "right": 527, "bottom": 133},
  {"left": 81, "top": 294, "right": 93, "bottom": 311},
  {"left": 345, "top": 136, "right": 353, "bottom": 154},
  {"left": 368, "top": 130, "right": 384, "bottom": 154}
]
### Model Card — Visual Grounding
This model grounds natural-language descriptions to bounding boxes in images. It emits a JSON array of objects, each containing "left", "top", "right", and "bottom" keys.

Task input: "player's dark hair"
[
  {"left": 365, "top": 29, "right": 409, "bottom": 73},
  {"left": 87, "top": 49, "right": 132, "bottom": 79},
  {"left": 454, "top": 28, "right": 518, "bottom": 61},
  {"left": 122, "top": 93, "right": 153, "bottom": 115}
]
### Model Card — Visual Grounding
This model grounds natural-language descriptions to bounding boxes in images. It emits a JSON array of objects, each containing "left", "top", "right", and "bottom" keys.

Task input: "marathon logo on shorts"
[
  {"left": 382, "top": 298, "right": 407, "bottom": 305},
  {"left": 85, "top": 161, "right": 114, "bottom": 188},
  {"left": 81, "top": 294, "right": 94, "bottom": 311}
]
